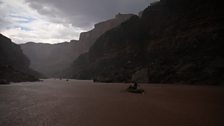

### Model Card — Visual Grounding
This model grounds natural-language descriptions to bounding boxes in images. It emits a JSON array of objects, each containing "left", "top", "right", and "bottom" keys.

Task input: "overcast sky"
[{"left": 0, "top": 0, "right": 157, "bottom": 44}]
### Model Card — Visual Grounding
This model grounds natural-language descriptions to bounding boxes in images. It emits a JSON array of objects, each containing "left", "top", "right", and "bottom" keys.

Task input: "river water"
[{"left": 0, "top": 79, "right": 223, "bottom": 126}]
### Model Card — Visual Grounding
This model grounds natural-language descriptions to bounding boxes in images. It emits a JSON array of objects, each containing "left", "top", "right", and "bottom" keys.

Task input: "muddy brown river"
[{"left": 0, "top": 79, "right": 223, "bottom": 126}]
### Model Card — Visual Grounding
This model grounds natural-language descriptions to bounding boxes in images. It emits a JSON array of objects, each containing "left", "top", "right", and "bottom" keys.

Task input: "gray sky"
[{"left": 0, "top": 0, "right": 157, "bottom": 44}]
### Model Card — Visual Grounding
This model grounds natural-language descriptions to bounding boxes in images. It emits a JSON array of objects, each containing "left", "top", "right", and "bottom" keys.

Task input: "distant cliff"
[
  {"left": 21, "top": 41, "right": 79, "bottom": 77},
  {"left": 69, "top": 0, "right": 224, "bottom": 85},
  {"left": 0, "top": 34, "right": 39, "bottom": 84},
  {"left": 21, "top": 14, "right": 133, "bottom": 77}
]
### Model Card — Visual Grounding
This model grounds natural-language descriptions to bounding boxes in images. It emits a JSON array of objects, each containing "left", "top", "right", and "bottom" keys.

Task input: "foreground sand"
[{"left": 0, "top": 79, "right": 223, "bottom": 126}]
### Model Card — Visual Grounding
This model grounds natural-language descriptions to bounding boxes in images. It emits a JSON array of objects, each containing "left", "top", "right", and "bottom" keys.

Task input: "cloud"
[
  {"left": 2, "top": 19, "right": 83, "bottom": 43},
  {"left": 0, "top": 0, "right": 83, "bottom": 44},
  {"left": 25, "top": 0, "right": 151, "bottom": 28},
  {"left": 0, "top": 0, "right": 156, "bottom": 44}
]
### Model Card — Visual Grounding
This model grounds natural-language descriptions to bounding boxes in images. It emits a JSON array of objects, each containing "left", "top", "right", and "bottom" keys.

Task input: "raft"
[{"left": 126, "top": 87, "right": 144, "bottom": 94}]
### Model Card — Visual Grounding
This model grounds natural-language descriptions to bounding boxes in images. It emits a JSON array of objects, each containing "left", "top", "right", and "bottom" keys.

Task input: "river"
[{"left": 0, "top": 79, "right": 223, "bottom": 126}]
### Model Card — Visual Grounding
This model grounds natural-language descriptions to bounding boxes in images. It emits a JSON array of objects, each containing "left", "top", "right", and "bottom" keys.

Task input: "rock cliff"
[
  {"left": 78, "top": 13, "right": 134, "bottom": 53},
  {"left": 0, "top": 34, "right": 39, "bottom": 84},
  {"left": 21, "top": 14, "right": 133, "bottom": 77},
  {"left": 21, "top": 40, "right": 79, "bottom": 77},
  {"left": 69, "top": 0, "right": 224, "bottom": 85}
]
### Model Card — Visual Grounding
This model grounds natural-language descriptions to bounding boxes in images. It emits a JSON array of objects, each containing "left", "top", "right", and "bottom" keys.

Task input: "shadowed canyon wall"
[
  {"left": 68, "top": 0, "right": 224, "bottom": 85},
  {"left": 0, "top": 34, "right": 39, "bottom": 84}
]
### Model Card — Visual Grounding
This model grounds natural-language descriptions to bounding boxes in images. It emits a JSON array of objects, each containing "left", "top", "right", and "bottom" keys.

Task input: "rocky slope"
[
  {"left": 21, "top": 14, "right": 133, "bottom": 77},
  {"left": 0, "top": 34, "right": 39, "bottom": 84},
  {"left": 69, "top": 0, "right": 224, "bottom": 85}
]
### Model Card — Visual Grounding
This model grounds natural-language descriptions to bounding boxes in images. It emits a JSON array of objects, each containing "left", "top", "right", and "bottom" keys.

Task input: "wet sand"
[{"left": 0, "top": 79, "right": 223, "bottom": 126}]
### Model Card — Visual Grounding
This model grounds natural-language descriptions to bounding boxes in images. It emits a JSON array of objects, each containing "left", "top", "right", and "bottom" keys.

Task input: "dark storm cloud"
[
  {"left": 1, "top": 0, "right": 159, "bottom": 43},
  {"left": 25, "top": 0, "right": 153, "bottom": 29}
]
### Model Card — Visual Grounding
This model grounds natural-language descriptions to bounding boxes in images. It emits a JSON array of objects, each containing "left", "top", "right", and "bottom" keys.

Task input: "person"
[
  {"left": 127, "top": 81, "right": 144, "bottom": 94},
  {"left": 133, "top": 81, "right": 138, "bottom": 89},
  {"left": 128, "top": 81, "right": 138, "bottom": 89}
]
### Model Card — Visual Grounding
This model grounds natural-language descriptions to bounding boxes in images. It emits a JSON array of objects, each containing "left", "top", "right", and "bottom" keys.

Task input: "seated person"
[{"left": 129, "top": 81, "right": 138, "bottom": 89}]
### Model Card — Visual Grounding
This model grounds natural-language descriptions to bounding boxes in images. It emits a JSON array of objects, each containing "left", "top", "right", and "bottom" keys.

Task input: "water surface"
[{"left": 0, "top": 79, "right": 223, "bottom": 126}]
